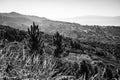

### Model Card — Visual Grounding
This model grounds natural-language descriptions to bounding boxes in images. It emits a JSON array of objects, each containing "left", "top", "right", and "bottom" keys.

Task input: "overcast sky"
[{"left": 0, "top": 0, "right": 120, "bottom": 19}]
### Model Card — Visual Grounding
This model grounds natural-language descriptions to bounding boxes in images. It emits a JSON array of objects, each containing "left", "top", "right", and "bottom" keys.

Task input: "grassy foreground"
[{"left": 0, "top": 41, "right": 120, "bottom": 80}]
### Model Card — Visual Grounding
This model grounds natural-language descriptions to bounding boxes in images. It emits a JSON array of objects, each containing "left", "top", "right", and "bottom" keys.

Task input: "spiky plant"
[
  {"left": 27, "top": 22, "right": 44, "bottom": 57},
  {"left": 53, "top": 32, "right": 63, "bottom": 58}
]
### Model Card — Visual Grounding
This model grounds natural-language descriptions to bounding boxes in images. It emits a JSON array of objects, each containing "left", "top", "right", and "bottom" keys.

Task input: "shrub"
[
  {"left": 53, "top": 32, "right": 63, "bottom": 58},
  {"left": 27, "top": 22, "right": 44, "bottom": 56},
  {"left": 0, "top": 25, "right": 26, "bottom": 42}
]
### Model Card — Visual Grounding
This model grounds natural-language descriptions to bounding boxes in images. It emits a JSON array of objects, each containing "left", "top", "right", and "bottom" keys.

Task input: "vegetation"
[
  {"left": 0, "top": 23, "right": 120, "bottom": 80},
  {"left": 53, "top": 32, "right": 64, "bottom": 58},
  {"left": 27, "top": 22, "right": 44, "bottom": 56},
  {"left": 0, "top": 25, "right": 26, "bottom": 41}
]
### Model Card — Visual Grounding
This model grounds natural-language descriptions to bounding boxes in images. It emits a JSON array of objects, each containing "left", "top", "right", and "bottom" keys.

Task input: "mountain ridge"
[{"left": 0, "top": 12, "right": 120, "bottom": 44}]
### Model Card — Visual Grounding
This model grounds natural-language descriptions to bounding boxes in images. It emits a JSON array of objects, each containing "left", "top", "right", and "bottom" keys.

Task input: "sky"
[{"left": 0, "top": 0, "right": 120, "bottom": 19}]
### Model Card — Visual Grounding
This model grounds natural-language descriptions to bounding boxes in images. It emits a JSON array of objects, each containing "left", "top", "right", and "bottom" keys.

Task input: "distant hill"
[
  {"left": 0, "top": 12, "right": 48, "bottom": 30},
  {"left": 60, "top": 16, "right": 120, "bottom": 26},
  {"left": 0, "top": 12, "right": 120, "bottom": 44}
]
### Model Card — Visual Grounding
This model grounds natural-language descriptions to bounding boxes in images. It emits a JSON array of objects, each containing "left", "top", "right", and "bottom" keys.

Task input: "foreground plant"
[
  {"left": 27, "top": 22, "right": 44, "bottom": 56},
  {"left": 53, "top": 32, "right": 63, "bottom": 58}
]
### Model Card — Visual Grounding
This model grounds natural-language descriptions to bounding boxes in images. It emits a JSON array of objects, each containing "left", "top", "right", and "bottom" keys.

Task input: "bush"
[
  {"left": 53, "top": 32, "right": 64, "bottom": 58},
  {"left": 0, "top": 25, "right": 26, "bottom": 42},
  {"left": 27, "top": 22, "right": 44, "bottom": 56}
]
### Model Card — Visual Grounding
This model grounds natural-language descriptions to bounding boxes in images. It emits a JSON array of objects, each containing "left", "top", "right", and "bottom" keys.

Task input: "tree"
[
  {"left": 79, "top": 60, "right": 91, "bottom": 80},
  {"left": 53, "top": 32, "right": 63, "bottom": 58},
  {"left": 27, "top": 22, "right": 44, "bottom": 56}
]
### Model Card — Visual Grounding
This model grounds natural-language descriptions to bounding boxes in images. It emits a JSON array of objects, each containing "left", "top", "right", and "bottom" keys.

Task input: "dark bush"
[
  {"left": 27, "top": 22, "right": 44, "bottom": 56},
  {"left": 53, "top": 32, "right": 64, "bottom": 58}
]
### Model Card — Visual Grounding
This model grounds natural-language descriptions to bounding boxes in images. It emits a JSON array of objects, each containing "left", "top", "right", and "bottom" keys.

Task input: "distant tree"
[
  {"left": 70, "top": 40, "right": 84, "bottom": 52},
  {"left": 114, "top": 44, "right": 120, "bottom": 59},
  {"left": 0, "top": 30, "right": 5, "bottom": 40},
  {"left": 27, "top": 22, "right": 44, "bottom": 56},
  {"left": 70, "top": 40, "right": 75, "bottom": 48},
  {"left": 53, "top": 32, "right": 63, "bottom": 58}
]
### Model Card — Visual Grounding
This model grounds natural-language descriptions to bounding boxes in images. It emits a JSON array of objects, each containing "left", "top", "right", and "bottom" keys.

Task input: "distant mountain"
[
  {"left": 0, "top": 12, "right": 120, "bottom": 44},
  {"left": 0, "top": 12, "right": 48, "bottom": 30},
  {"left": 60, "top": 16, "right": 120, "bottom": 26}
]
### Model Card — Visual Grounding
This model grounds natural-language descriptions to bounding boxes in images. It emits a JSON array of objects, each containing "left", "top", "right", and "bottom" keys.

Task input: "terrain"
[
  {"left": 0, "top": 12, "right": 120, "bottom": 80},
  {"left": 0, "top": 12, "right": 120, "bottom": 44}
]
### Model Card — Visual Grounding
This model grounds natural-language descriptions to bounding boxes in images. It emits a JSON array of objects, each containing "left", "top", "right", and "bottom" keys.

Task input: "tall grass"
[{"left": 0, "top": 41, "right": 120, "bottom": 80}]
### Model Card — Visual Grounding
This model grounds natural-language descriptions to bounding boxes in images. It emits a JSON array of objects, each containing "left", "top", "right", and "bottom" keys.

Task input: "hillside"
[
  {"left": 0, "top": 23, "right": 120, "bottom": 80},
  {"left": 0, "top": 12, "right": 120, "bottom": 44},
  {"left": 0, "top": 25, "right": 26, "bottom": 41}
]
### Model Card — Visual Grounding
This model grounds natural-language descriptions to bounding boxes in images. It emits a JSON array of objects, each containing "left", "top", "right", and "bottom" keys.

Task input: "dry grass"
[{"left": 0, "top": 41, "right": 120, "bottom": 80}]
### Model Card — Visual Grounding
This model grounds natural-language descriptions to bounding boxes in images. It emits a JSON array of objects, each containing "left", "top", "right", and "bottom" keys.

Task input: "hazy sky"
[{"left": 0, "top": 0, "right": 120, "bottom": 19}]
